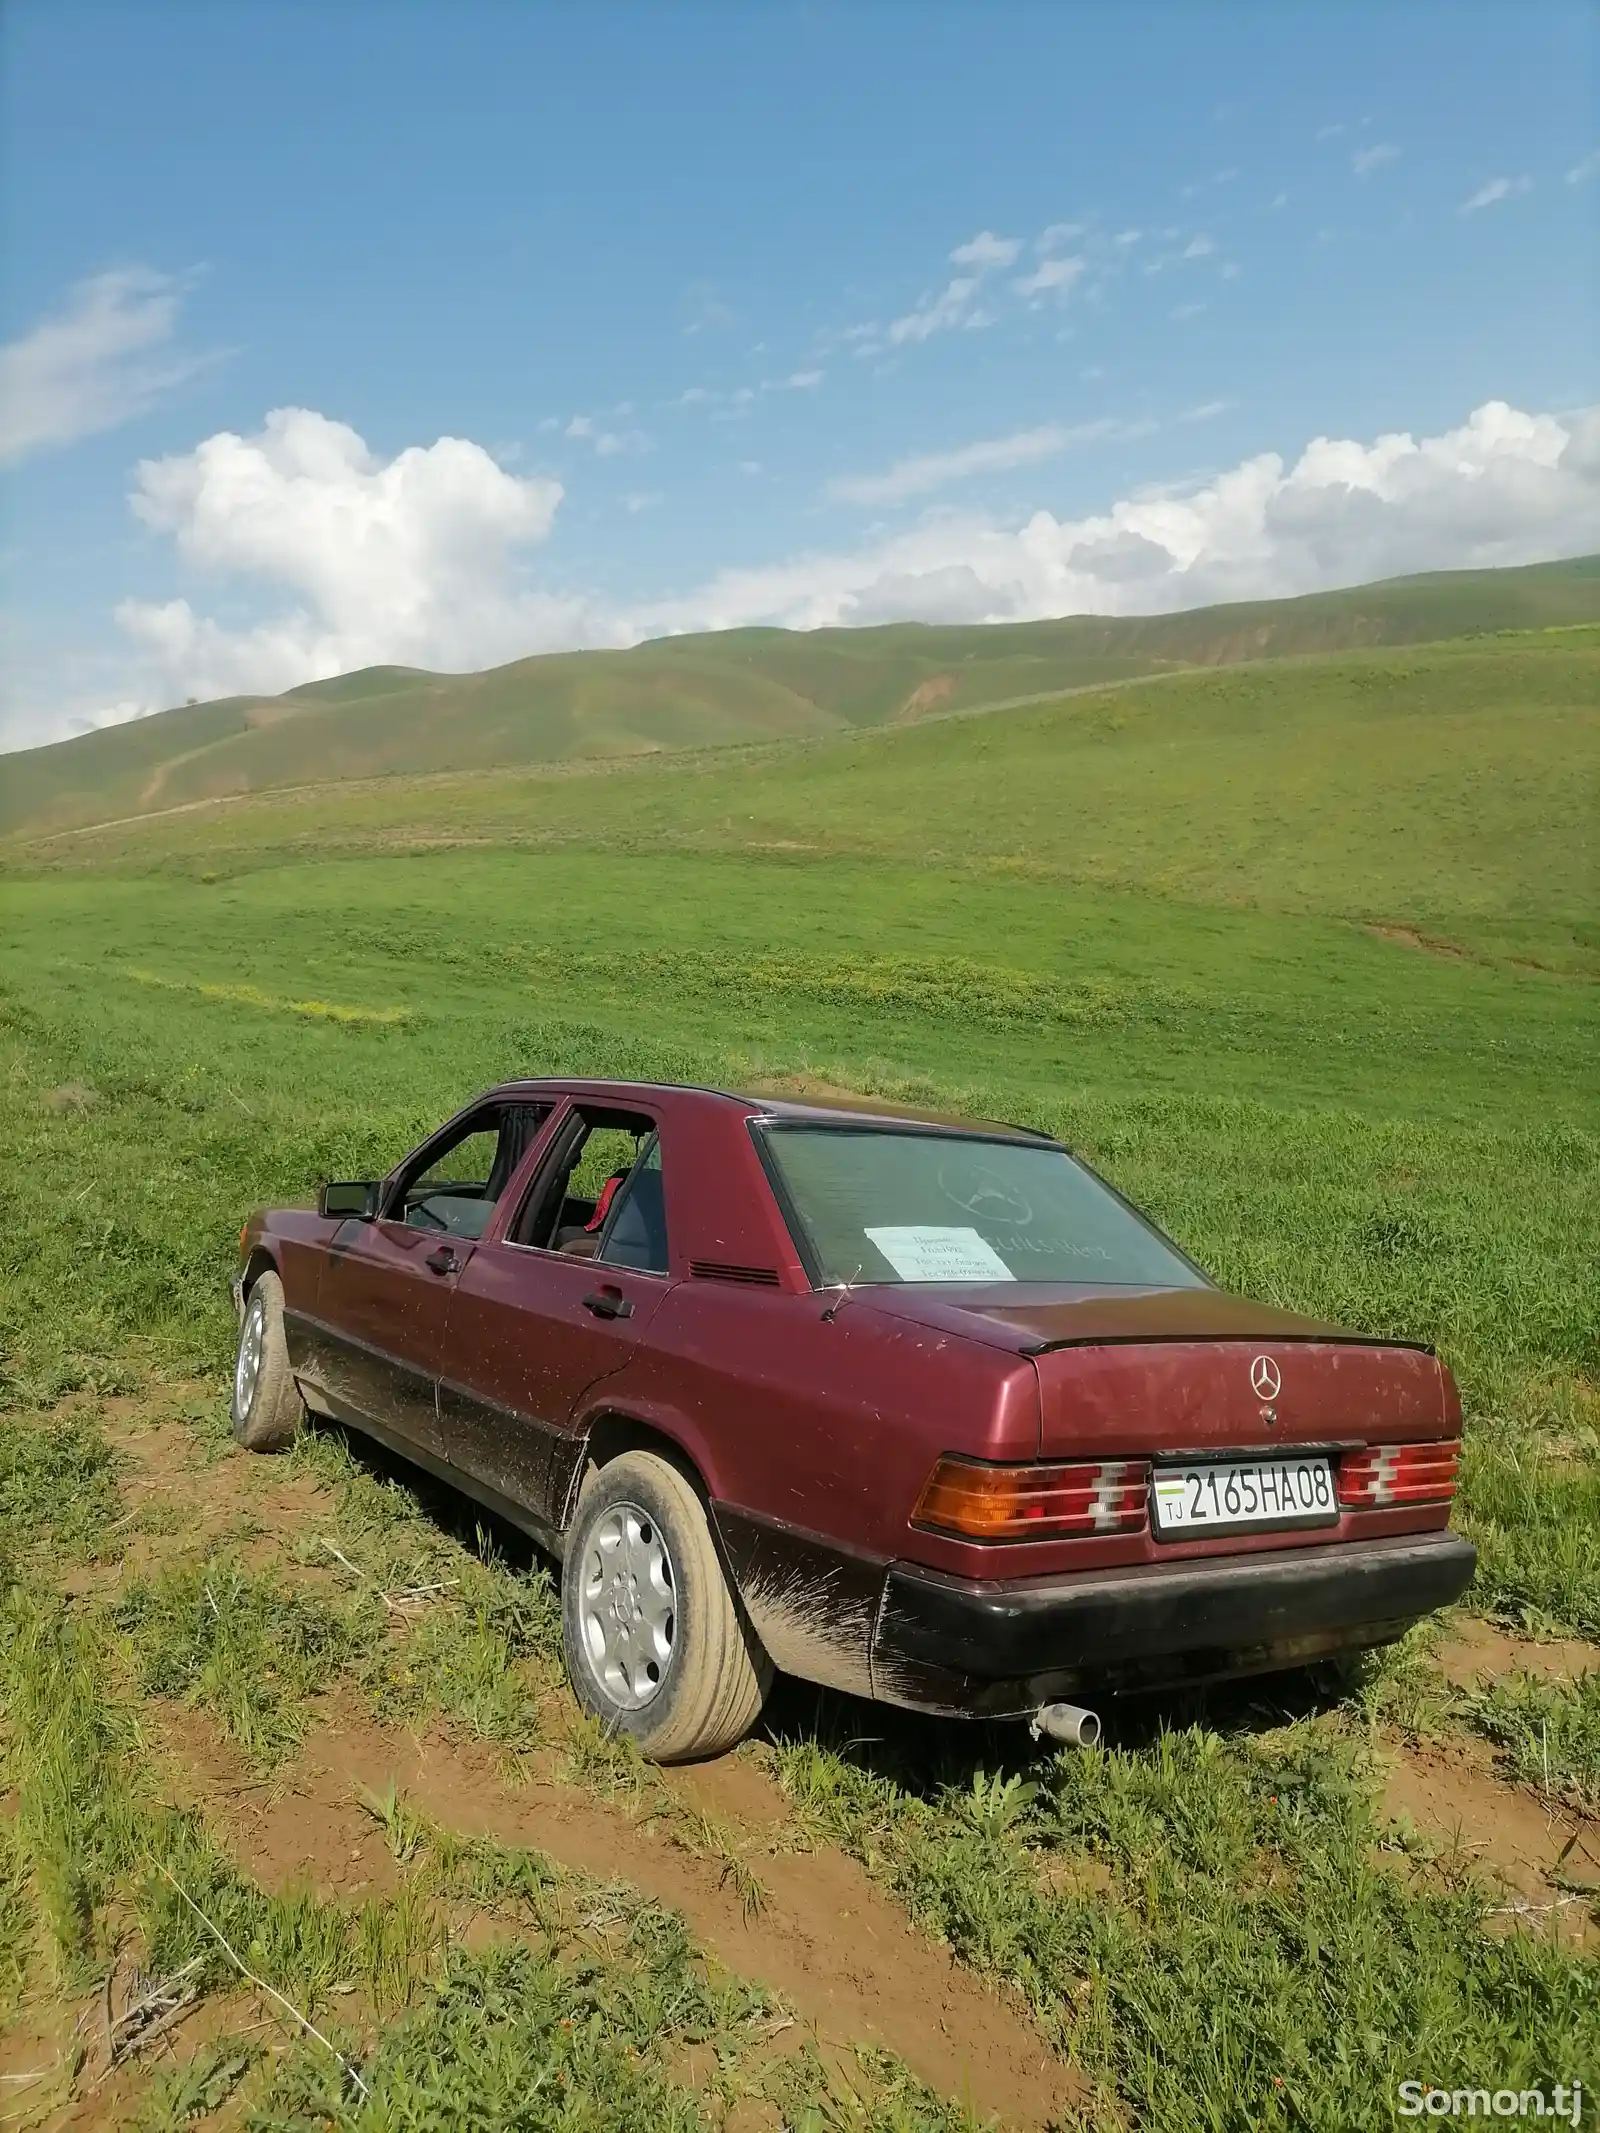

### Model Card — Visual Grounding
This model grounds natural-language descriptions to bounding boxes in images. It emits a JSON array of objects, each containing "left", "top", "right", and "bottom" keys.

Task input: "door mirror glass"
[{"left": 320, "top": 1180, "right": 381, "bottom": 1219}]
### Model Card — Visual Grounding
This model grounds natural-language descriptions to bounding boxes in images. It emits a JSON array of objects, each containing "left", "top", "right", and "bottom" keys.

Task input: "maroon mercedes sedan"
[{"left": 231, "top": 1080, "right": 1474, "bottom": 1760}]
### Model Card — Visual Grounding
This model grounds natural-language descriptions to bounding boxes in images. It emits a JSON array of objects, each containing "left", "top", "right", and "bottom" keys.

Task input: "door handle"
[
  {"left": 425, "top": 1247, "right": 460, "bottom": 1277},
  {"left": 582, "top": 1287, "right": 634, "bottom": 1321}
]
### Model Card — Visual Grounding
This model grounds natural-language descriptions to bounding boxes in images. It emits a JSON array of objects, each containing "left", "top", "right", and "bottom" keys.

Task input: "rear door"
[
  {"left": 309, "top": 1101, "right": 549, "bottom": 1455},
  {"left": 438, "top": 1108, "right": 675, "bottom": 1531}
]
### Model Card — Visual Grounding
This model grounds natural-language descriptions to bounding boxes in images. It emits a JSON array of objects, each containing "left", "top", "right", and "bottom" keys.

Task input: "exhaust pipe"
[{"left": 1031, "top": 1701, "right": 1102, "bottom": 1749}]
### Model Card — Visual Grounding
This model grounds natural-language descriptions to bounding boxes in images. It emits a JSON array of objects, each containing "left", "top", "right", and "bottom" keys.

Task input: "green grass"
[
  {"left": 769, "top": 1720, "right": 1599, "bottom": 2129},
  {"left": 15, "top": 634, "right": 1597, "bottom": 980},
  {"left": 114, "top": 1556, "right": 377, "bottom": 1770},
  {"left": 0, "top": 595, "right": 1597, "bottom": 2124},
  {"left": 1462, "top": 1670, "right": 1600, "bottom": 1815}
]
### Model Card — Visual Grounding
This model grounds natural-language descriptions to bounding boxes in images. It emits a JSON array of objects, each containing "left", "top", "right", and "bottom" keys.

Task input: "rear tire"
[
  {"left": 230, "top": 1271, "right": 305, "bottom": 1452},
  {"left": 561, "top": 1450, "right": 771, "bottom": 1762}
]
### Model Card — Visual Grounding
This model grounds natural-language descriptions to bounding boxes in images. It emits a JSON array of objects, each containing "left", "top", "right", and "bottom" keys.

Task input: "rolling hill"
[{"left": 3, "top": 553, "right": 1597, "bottom": 838}]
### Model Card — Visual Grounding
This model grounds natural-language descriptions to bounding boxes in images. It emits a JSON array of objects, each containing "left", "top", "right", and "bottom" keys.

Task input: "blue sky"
[{"left": 2, "top": 0, "right": 1596, "bottom": 748}]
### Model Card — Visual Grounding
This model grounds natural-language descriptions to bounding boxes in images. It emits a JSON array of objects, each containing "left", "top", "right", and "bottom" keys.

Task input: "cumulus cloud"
[
  {"left": 1568, "top": 150, "right": 1600, "bottom": 184},
  {"left": 23, "top": 396, "right": 1597, "bottom": 745},
  {"left": 113, "top": 406, "right": 584, "bottom": 704},
  {"left": 1352, "top": 144, "right": 1399, "bottom": 178},
  {"left": 0, "top": 267, "right": 213, "bottom": 465},
  {"left": 1461, "top": 175, "right": 1531, "bottom": 213},
  {"left": 633, "top": 400, "right": 1600, "bottom": 636}
]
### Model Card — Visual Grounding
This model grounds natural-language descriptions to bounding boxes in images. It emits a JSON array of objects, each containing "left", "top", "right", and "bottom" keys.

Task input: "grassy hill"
[
  {"left": 18, "top": 629, "right": 1597, "bottom": 972},
  {"left": 4, "top": 553, "right": 1597, "bottom": 837}
]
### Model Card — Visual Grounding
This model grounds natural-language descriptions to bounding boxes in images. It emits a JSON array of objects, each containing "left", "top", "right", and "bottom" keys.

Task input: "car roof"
[{"left": 485, "top": 1077, "right": 1055, "bottom": 1144}]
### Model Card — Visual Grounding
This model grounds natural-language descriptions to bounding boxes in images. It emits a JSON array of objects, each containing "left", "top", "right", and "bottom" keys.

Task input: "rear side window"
[
  {"left": 596, "top": 1136, "right": 669, "bottom": 1274},
  {"left": 759, "top": 1125, "right": 1206, "bottom": 1289}
]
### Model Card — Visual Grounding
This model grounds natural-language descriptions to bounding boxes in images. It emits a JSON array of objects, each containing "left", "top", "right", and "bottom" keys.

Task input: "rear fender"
[{"left": 562, "top": 1394, "right": 733, "bottom": 1528}]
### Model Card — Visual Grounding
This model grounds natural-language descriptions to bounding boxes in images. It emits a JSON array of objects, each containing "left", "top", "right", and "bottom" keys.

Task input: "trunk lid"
[
  {"left": 1032, "top": 1332, "right": 1446, "bottom": 1461},
  {"left": 857, "top": 1284, "right": 1446, "bottom": 1456}
]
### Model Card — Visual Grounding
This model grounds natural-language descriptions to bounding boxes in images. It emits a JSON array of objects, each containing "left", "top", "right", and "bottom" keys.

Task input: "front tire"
[
  {"left": 231, "top": 1271, "right": 305, "bottom": 1452},
  {"left": 561, "top": 1450, "right": 771, "bottom": 1762}
]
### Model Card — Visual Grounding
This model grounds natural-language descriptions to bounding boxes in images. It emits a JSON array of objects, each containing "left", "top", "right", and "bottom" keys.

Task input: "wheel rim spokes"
[
  {"left": 235, "top": 1298, "right": 265, "bottom": 1414},
  {"left": 578, "top": 1502, "right": 676, "bottom": 1710}
]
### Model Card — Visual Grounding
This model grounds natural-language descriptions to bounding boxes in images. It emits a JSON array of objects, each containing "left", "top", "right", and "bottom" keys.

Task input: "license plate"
[{"left": 1151, "top": 1457, "right": 1338, "bottom": 1534}]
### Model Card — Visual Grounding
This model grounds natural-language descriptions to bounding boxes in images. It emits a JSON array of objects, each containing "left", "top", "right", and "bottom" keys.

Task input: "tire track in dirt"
[{"left": 156, "top": 1704, "right": 1084, "bottom": 2130}]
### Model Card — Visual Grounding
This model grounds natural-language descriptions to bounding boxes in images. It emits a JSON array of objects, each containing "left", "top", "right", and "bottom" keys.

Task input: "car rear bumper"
[{"left": 871, "top": 1530, "right": 1476, "bottom": 1715}]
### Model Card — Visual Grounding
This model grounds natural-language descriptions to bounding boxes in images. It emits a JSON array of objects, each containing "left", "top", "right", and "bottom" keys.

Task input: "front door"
[
  {"left": 310, "top": 1101, "right": 550, "bottom": 1457},
  {"left": 439, "top": 1108, "right": 675, "bottom": 1531}
]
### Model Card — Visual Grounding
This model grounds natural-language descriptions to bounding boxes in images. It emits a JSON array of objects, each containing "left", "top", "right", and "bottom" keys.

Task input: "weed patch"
[
  {"left": 1462, "top": 1669, "right": 1600, "bottom": 1816},
  {"left": 115, "top": 1557, "right": 378, "bottom": 1769}
]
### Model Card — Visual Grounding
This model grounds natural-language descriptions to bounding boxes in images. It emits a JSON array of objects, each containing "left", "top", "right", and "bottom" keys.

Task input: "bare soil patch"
[
  {"left": 1365, "top": 922, "right": 1471, "bottom": 961},
  {"left": 1381, "top": 1734, "right": 1598, "bottom": 1945},
  {"left": 1436, "top": 1617, "right": 1600, "bottom": 1691},
  {"left": 899, "top": 675, "right": 958, "bottom": 719}
]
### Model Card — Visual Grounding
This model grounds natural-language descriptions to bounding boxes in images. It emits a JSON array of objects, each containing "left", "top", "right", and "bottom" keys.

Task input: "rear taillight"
[
  {"left": 1337, "top": 1439, "right": 1461, "bottom": 1509},
  {"left": 913, "top": 1455, "right": 1150, "bottom": 1541}
]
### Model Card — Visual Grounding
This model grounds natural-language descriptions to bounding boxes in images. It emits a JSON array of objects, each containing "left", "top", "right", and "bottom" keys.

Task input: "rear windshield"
[{"left": 759, "top": 1125, "right": 1207, "bottom": 1289}]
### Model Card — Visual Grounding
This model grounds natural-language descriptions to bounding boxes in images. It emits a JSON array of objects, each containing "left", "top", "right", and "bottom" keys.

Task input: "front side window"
[
  {"left": 396, "top": 1105, "right": 548, "bottom": 1239},
  {"left": 759, "top": 1126, "right": 1206, "bottom": 1290}
]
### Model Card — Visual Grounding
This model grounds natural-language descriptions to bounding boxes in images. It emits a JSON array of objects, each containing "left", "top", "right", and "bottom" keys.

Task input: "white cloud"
[
  {"left": 0, "top": 267, "right": 212, "bottom": 466},
  {"left": 1180, "top": 399, "right": 1233, "bottom": 422},
  {"left": 22, "top": 397, "right": 1598, "bottom": 746},
  {"left": 828, "top": 419, "right": 1138, "bottom": 506},
  {"left": 1568, "top": 149, "right": 1600, "bottom": 183},
  {"left": 783, "top": 369, "right": 824, "bottom": 390},
  {"left": 1114, "top": 228, "right": 1142, "bottom": 247},
  {"left": 886, "top": 276, "right": 982, "bottom": 344},
  {"left": 1013, "top": 255, "right": 1086, "bottom": 301},
  {"left": 1352, "top": 144, "right": 1399, "bottom": 178},
  {"left": 632, "top": 399, "right": 1600, "bottom": 636},
  {"left": 949, "top": 230, "right": 1021, "bottom": 270},
  {"left": 1183, "top": 234, "right": 1215, "bottom": 259},
  {"left": 112, "top": 406, "right": 580, "bottom": 704},
  {"left": 1461, "top": 175, "right": 1531, "bottom": 213},
  {"left": 1037, "top": 221, "right": 1084, "bottom": 251}
]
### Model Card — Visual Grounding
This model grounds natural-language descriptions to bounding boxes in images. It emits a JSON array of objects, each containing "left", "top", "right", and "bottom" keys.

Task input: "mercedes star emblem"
[{"left": 1250, "top": 1354, "right": 1282, "bottom": 1401}]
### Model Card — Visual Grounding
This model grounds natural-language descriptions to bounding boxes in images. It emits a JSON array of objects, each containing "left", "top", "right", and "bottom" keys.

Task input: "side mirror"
[{"left": 320, "top": 1180, "right": 382, "bottom": 1220}]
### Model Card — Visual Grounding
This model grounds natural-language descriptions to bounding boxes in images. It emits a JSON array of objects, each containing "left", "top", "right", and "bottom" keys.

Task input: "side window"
[
  {"left": 396, "top": 1105, "right": 548, "bottom": 1239},
  {"left": 596, "top": 1136, "right": 669, "bottom": 1274},
  {"left": 507, "top": 1107, "right": 659, "bottom": 1254}
]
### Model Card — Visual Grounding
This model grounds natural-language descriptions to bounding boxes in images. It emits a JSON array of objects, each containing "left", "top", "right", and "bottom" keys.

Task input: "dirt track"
[{"left": 18, "top": 1391, "right": 1595, "bottom": 2129}]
